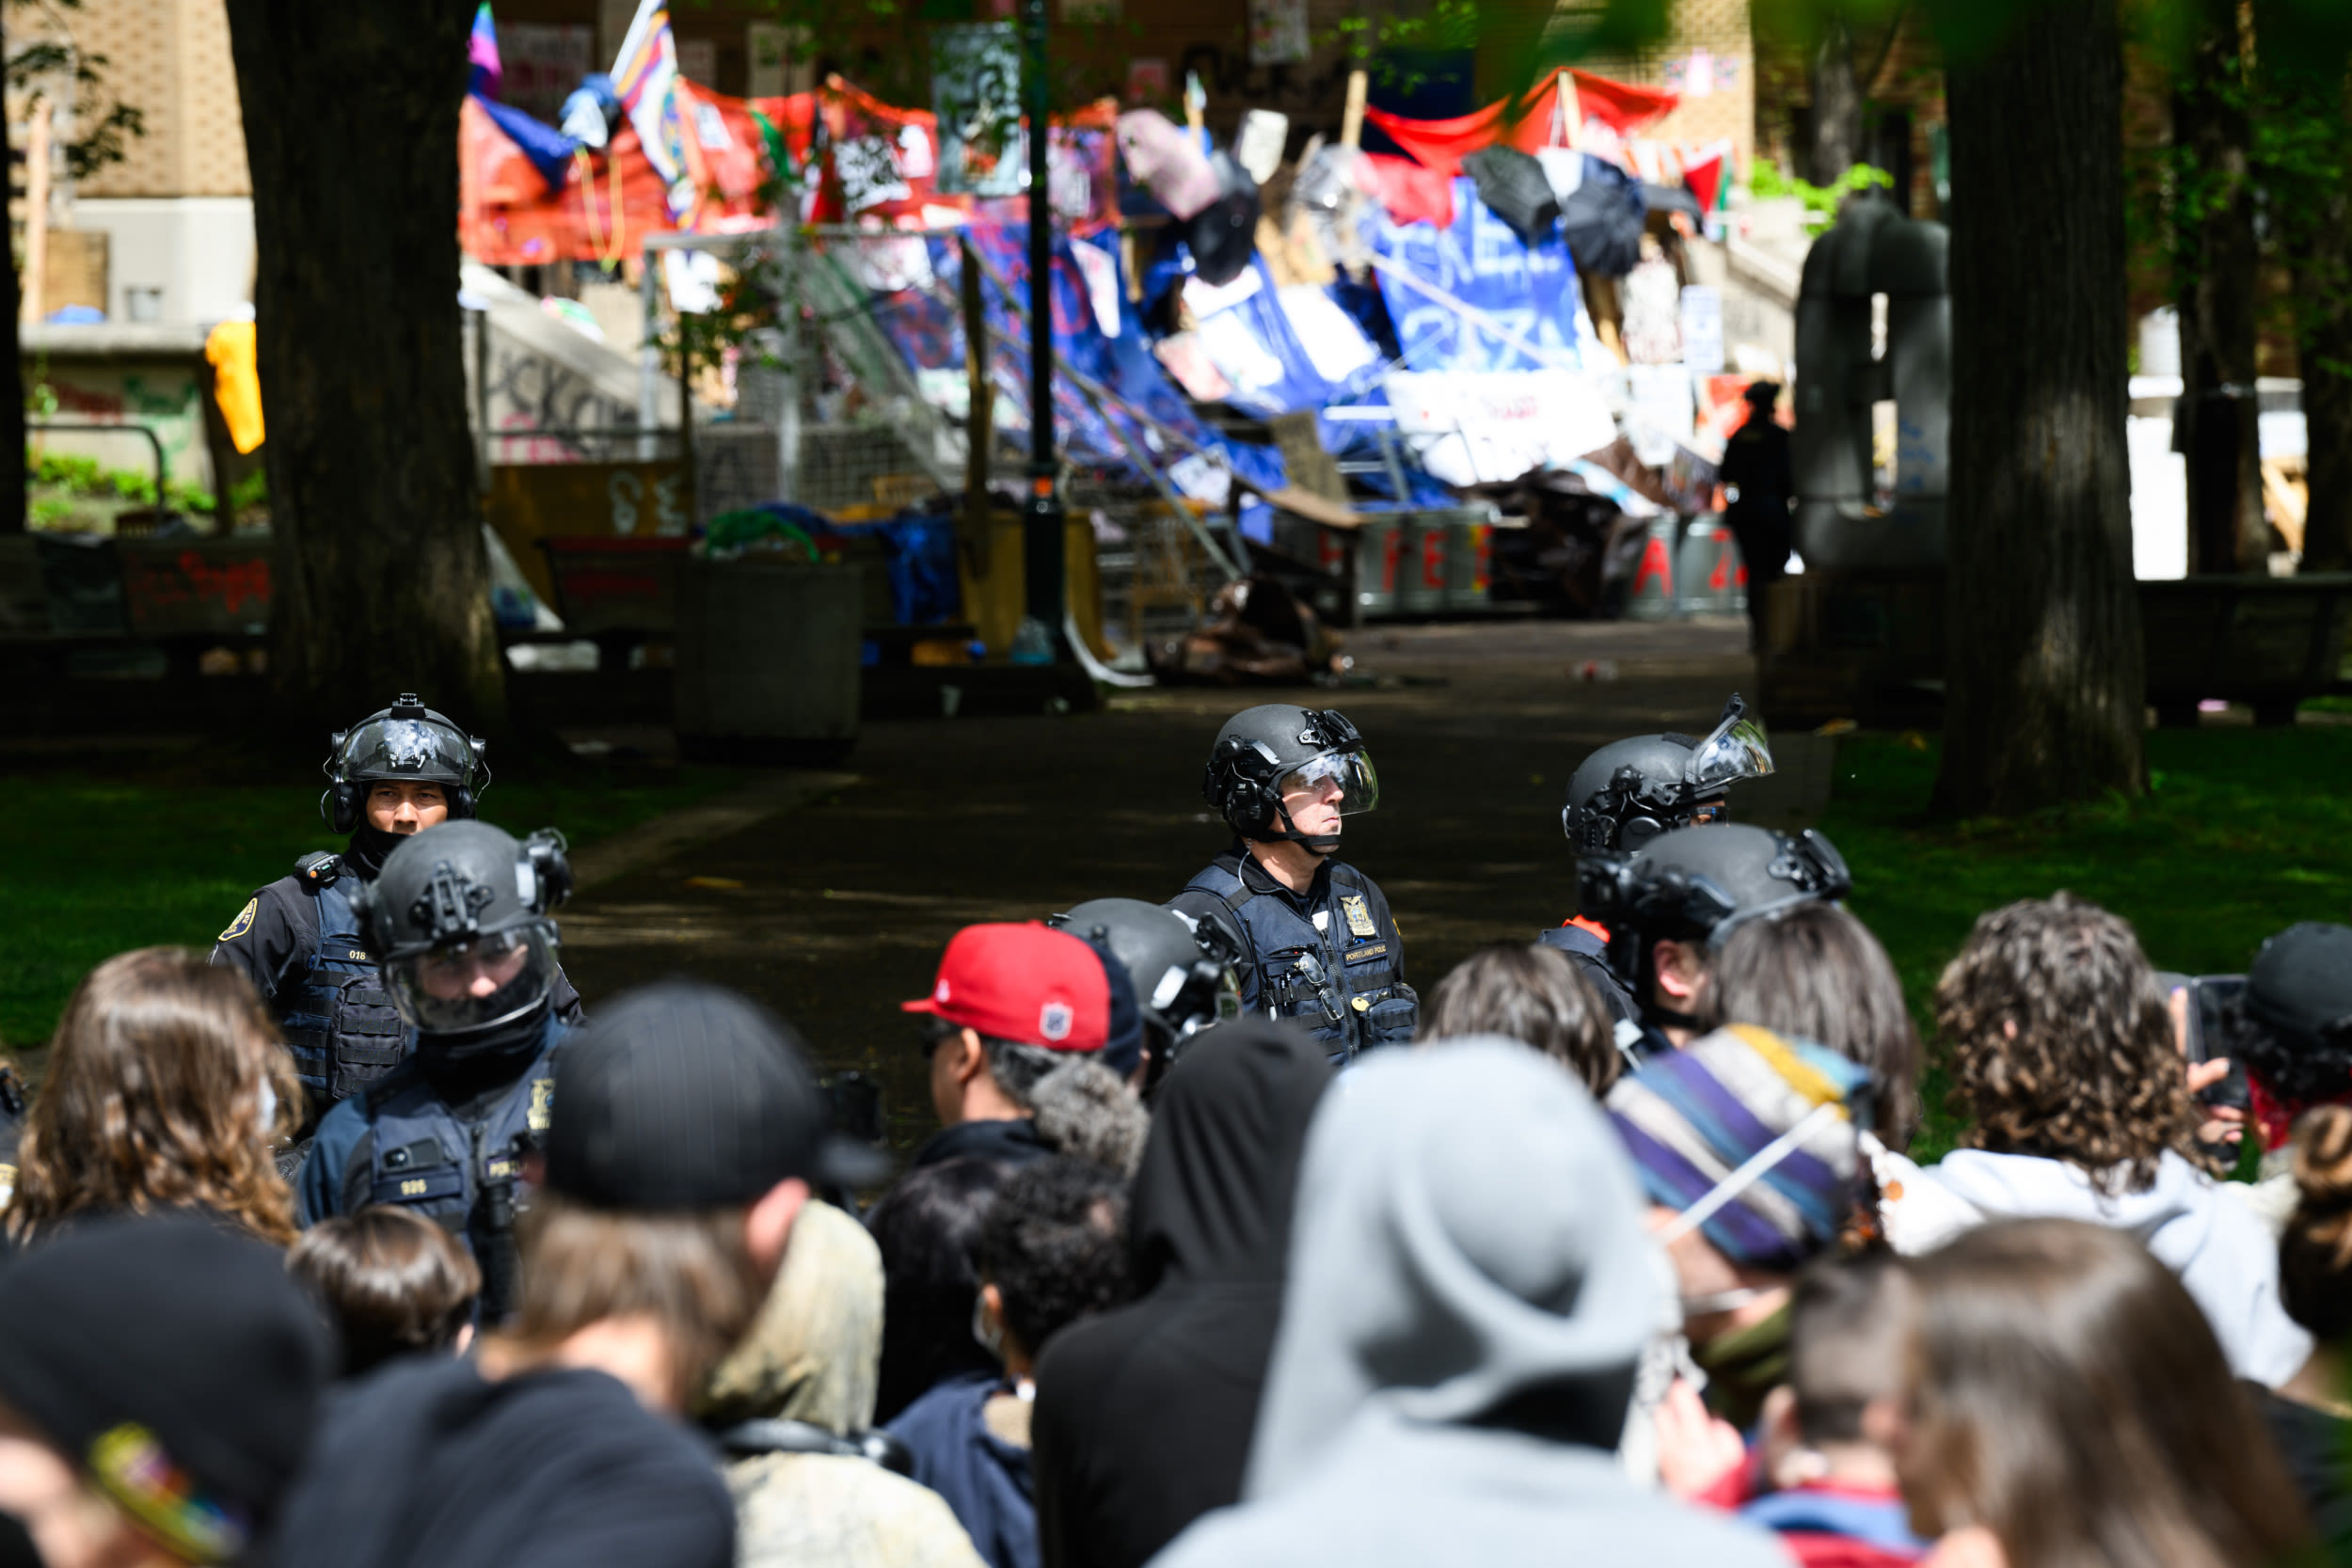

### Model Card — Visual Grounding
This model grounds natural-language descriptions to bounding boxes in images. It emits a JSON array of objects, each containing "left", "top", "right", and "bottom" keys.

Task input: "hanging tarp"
[
  {"left": 1367, "top": 175, "right": 1585, "bottom": 373},
  {"left": 1362, "top": 75, "right": 1561, "bottom": 181}
]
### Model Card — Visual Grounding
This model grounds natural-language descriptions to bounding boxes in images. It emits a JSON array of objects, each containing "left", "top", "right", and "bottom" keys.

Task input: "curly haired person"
[{"left": 1874, "top": 894, "right": 2311, "bottom": 1388}]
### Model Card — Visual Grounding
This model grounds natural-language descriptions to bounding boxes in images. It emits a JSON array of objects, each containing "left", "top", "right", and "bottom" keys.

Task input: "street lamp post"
[{"left": 1021, "top": 0, "right": 1065, "bottom": 657}]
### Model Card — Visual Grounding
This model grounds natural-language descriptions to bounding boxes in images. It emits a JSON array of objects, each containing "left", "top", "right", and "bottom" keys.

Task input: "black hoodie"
[
  {"left": 1029, "top": 1020, "right": 1330, "bottom": 1568},
  {"left": 270, "top": 1356, "right": 733, "bottom": 1568}
]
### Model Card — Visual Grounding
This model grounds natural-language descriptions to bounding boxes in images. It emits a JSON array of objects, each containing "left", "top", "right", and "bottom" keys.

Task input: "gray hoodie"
[{"left": 1147, "top": 1039, "right": 1785, "bottom": 1568}]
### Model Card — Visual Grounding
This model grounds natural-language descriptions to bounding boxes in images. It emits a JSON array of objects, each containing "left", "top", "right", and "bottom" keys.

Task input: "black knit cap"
[
  {"left": 545, "top": 980, "right": 890, "bottom": 1209},
  {"left": 2250, "top": 923, "right": 2352, "bottom": 1040},
  {"left": 0, "top": 1213, "right": 334, "bottom": 1563}
]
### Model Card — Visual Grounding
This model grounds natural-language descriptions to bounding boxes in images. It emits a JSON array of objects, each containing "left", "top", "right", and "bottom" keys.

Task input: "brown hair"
[
  {"left": 2280, "top": 1104, "right": 2352, "bottom": 1341},
  {"left": 1898, "top": 1218, "right": 2311, "bottom": 1568},
  {"left": 1419, "top": 942, "right": 1617, "bottom": 1093},
  {"left": 495, "top": 1192, "right": 764, "bottom": 1407},
  {"left": 1704, "top": 904, "right": 1922, "bottom": 1148},
  {"left": 289, "top": 1207, "right": 483, "bottom": 1375},
  {"left": 1933, "top": 895, "right": 2193, "bottom": 1195},
  {"left": 1789, "top": 1254, "right": 1912, "bottom": 1447},
  {"left": 8, "top": 948, "right": 299, "bottom": 1245}
]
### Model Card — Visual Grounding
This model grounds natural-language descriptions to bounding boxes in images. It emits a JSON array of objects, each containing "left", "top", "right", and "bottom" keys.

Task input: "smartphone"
[{"left": 2156, "top": 972, "right": 2251, "bottom": 1112}]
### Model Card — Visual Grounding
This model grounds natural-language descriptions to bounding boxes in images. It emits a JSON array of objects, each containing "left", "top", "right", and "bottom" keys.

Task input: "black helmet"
[
  {"left": 352, "top": 820, "right": 571, "bottom": 1036},
  {"left": 2234, "top": 923, "right": 2352, "bottom": 1104},
  {"left": 1050, "top": 898, "right": 1242, "bottom": 1052},
  {"left": 321, "top": 694, "right": 489, "bottom": 834},
  {"left": 1578, "top": 822, "right": 1849, "bottom": 949},
  {"left": 1201, "top": 705, "right": 1377, "bottom": 852},
  {"left": 1563, "top": 694, "right": 1773, "bottom": 852}
]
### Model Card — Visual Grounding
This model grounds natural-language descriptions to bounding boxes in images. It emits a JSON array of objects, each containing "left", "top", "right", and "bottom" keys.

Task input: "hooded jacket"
[
  {"left": 1149, "top": 1040, "right": 1785, "bottom": 1568},
  {"left": 1876, "top": 1145, "right": 2311, "bottom": 1386},
  {"left": 1031, "top": 1021, "right": 1330, "bottom": 1568},
  {"left": 699, "top": 1201, "right": 985, "bottom": 1568}
]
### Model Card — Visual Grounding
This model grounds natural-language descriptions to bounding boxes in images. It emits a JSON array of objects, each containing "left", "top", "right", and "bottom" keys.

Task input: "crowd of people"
[{"left": 0, "top": 690, "right": 2350, "bottom": 1568}]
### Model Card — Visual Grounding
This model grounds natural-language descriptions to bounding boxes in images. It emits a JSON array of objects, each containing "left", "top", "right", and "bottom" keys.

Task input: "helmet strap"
[{"left": 1269, "top": 801, "right": 1341, "bottom": 858}]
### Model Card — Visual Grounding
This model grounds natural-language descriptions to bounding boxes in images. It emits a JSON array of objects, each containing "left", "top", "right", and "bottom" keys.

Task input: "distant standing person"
[
  {"left": 1718, "top": 381, "right": 1793, "bottom": 652},
  {"left": 209, "top": 694, "right": 580, "bottom": 1136},
  {"left": 1171, "top": 705, "right": 1414, "bottom": 1062}
]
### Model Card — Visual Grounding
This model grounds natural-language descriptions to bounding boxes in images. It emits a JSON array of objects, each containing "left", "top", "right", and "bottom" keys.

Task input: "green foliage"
[
  {"left": 26, "top": 449, "right": 215, "bottom": 515},
  {"left": 1820, "top": 722, "right": 2352, "bottom": 1161},
  {"left": 1750, "top": 161, "right": 1895, "bottom": 230},
  {"left": 0, "top": 765, "right": 743, "bottom": 1052},
  {"left": 5, "top": 0, "right": 145, "bottom": 181}
]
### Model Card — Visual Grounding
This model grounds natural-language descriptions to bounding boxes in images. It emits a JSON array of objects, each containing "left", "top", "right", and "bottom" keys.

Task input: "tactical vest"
[
  {"left": 279, "top": 871, "right": 412, "bottom": 1108},
  {"left": 1184, "top": 854, "right": 1415, "bottom": 1059},
  {"left": 353, "top": 1015, "right": 564, "bottom": 1259}
]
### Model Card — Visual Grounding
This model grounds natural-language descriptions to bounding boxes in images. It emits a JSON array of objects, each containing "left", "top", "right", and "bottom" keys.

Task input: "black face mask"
[
  {"left": 418, "top": 1002, "right": 551, "bottom": 1113},
  {"left": 344, "top": 824, "right": 409, "bottom": 880}
]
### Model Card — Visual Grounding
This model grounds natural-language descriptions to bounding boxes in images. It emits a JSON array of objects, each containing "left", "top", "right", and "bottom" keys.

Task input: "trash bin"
[
  {"left": 1395, "top": 512, "right": 1450, "bottom": 614},
  {"left": 1674, "top": 515, "right": 1748, "bottom": 616},
  {"left": 1444, "top": 515, "right": 1493, "bottom": 612},
  {"left": 1625, "top": 515, "right": 1680, "bottom": 621},
  {"left": 1353, "top": 515, "right": 1405, "bottom": 618},
  {"left": 675, "top": 556, "right": 862, "bottom": 764}
]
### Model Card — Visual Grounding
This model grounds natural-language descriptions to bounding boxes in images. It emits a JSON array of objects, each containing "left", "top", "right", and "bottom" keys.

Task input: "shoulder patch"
[
  {"left": 218, "top": 898, "right": 259, "bottom": 942},
  {"left": 1339, "top": 894, "right": 1378, "bottom": 939}
]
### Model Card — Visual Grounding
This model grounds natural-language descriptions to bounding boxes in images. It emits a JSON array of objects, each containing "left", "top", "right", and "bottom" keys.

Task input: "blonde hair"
[{"left": 8, "top": 948, "right": 299, "bottom": 1245}]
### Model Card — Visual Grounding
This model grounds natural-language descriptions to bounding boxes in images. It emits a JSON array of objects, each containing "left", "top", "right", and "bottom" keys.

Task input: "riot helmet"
[
  {"left": 2233, "top": 923, "right": 2352, "bottom": 1108},
  {"left": 353, "top": 820, "right": 572, "bottom": 1037},
  {"left": 1579, "top": 822, "right": 1850, "bottom": 952},
  {"left": 1201, "top": 705, "right": 1378, "bottom": 854},
  {"left": 1050, "top": 898, "right": 1243, "bottom": 1067},
  {"left": 321, "top": 694, "right": 490, "bottom": 835},
  {"left": 1563, "top": 694, "right": 1773, "bottom": 852}
]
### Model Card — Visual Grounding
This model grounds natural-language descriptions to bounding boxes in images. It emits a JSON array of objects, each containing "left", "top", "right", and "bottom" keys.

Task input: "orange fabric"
[
  {"left": 1560, "top": 914, "right": 1613, "bottom": 942},
  {"left": 203, "top": 319, "right": 263, "bottom": 454}
]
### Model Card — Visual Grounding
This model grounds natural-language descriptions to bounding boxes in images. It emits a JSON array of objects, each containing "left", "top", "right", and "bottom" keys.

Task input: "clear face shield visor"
[
  {"left": 385, "top": 923, "right": 559, "bottom": 1035},
  {"left": 1277, "top": 749, "right": 1380, "bottom": 817},
  {"left": 1684, "top": 705, "right": 1774, "bottom": 798}
]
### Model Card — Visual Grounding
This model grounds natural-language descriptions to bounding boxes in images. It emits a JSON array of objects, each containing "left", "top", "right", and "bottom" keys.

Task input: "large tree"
[
  {"left": 222, "top": 0, "right": 505, "bottom": 736},
  {"left": 2170, "top": 0, "right": 2265, "bottom": 575},
  {"left": 1932, "top": 0, "right": 2145, "bottom": 815}
]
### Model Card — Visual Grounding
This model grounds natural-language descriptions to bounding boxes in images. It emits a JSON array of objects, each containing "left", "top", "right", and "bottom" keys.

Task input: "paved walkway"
[{"left": 556, "top": 616, "right": 1786, "bottom": 1149}]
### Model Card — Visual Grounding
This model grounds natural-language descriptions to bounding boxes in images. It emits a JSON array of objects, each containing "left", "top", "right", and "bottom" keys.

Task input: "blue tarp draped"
[{"left": 1367, "top": 175, "right": 1584, "bottom": 373}]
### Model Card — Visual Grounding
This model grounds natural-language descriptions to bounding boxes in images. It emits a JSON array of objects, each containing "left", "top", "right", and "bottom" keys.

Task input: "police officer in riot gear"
[
  {"left": 1578, "top": 820, "right": 1849, "bottom": 1058},
  {"left": 1051, "top": 897, "right": 1243, "bottom": 1094},
  {"left": 1543, "top": 695, "right": 1775, "bottom": 1027},
  {"left": 211, "top": 694, "right": 580, "bottom": 1133},
  {"left": 294, "top": 820, "right": 578, "bottom": 1323},
  {"left": 1169, "top": 705, "right": 1414, "bottom": 1062}
]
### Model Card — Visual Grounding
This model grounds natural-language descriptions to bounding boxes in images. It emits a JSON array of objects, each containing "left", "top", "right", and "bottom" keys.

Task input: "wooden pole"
[
  {"left": 961, "top": 233, "right": 992, "bottom": 564},
  {"left": 1557, "top": 68, "right": 1582, "bottom": 150},
  {"left": 1341, "top": 70, "right": 1367, "bottom": 150},
  {"left": 21, "top": 99, "right": 52, "bottom": 327}
]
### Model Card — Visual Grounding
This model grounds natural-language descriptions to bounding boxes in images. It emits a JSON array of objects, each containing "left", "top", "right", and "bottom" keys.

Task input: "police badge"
[{"left": 1340, "top": 895, "right": 1377, "bottom": 939}]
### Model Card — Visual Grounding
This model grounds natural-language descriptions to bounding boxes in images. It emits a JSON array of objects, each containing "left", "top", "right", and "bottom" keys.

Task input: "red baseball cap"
[{"left": 902, "top": 923, "right": 1111, "bottom": 1053}]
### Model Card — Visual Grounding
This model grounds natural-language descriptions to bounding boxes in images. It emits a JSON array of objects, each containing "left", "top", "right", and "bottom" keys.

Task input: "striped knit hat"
[{"left": 1606, "top": 1023, "right": 1868, "bottom": 1272}]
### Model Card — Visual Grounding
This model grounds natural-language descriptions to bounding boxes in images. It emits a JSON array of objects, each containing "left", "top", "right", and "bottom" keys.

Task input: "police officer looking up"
[
  {"left": 1578, "top": 821, "right": 1850, "bottom": 1055},
  {"left": 295, "top": 819, "right": 578, "bottom": 1327},
  {"left": 1543, "top": 696, "right": 1774, "bottom": 1028},
  {"left": 1170, "top": 705, "right": 1414, "bottom": 1063},
  {"left": 210, "top": 693, "right": 580, "bottom": 1134},
  {"left": 1049, "top": 898, "right": 1241, "bottom": 1096}
]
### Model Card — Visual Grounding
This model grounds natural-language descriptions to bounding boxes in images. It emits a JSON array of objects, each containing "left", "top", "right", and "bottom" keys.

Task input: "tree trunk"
[
  {"left": 2171, "top": 0, "right": 2265, "bottom": 575},
  {"left": 2264, "top": 8, "right": 2352, "bottom": 572},
  {"left": 1933, "top": 0, "right": 2144, "bottom": 816},
  {"left": 222, "top": 0, "right": 505, "bottom": 737},
  {"left": 1807, "top": 17, "right": 1860, "bottom": 185},
  {"left": 0, "top": 0, "right": 27, "bottom": 537}
]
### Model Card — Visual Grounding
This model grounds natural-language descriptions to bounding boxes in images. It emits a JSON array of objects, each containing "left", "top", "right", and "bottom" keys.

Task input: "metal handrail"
[{"left": 27, "top": 419, "right": 167, "bottom": 508}]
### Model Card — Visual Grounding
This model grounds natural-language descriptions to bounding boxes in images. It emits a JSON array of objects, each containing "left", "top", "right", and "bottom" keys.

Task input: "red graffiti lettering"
[
  {"left": 1422, "top": 531, "right": 1445, "bottom": 590},
  {"left": 1709, "top": 551, "right": 1729, "bottom": 592},
  {"left": 182, "top": 551, "right": 272, "bottom": 614},
  {"left": 1633, "top": 536, "right": 1672, "bottom": 594}
]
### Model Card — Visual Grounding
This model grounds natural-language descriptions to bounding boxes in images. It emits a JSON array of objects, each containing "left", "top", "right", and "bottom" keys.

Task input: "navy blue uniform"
[
  {"left": 296, "top": 1013, "right": 567, "bottom": 1282},
  {"left": 1170, "top": 847, "right": 1415, "bottom": 1061},
  {"left": 213, "top": 857, "right": 582, "bottom": 1128},
  {"left": 1535, "top": 916, "right": 1641, "bottom": 1027}
]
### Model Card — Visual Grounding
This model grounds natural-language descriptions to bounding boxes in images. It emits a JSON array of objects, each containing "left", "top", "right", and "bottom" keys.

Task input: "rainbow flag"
[{"left": 609, "top": 0, "right": 692, "bottom": 213}]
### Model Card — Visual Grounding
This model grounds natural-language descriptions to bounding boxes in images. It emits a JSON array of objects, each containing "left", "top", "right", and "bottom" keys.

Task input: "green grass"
[
  {"left": 0, "top": 765, "right": 741, "bottom": 1052},
  {"left": 1821, "top": 725, "right": 2352, "bottom": 1160}
]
